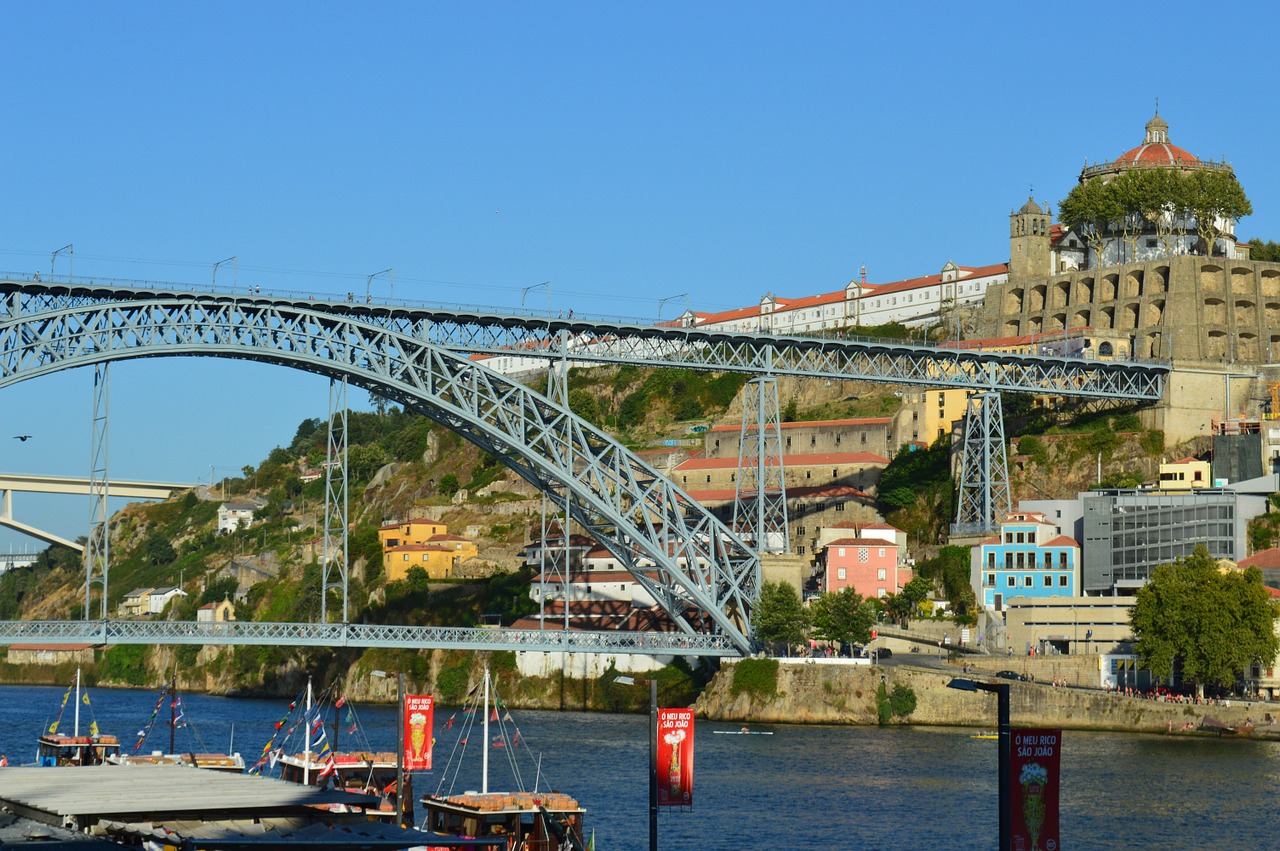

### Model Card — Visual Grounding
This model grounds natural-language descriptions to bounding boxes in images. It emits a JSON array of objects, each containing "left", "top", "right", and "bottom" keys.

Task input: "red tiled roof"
[
  {"left": 676, "top": 451, "right": 889, "bottom": 471},
  {"left": 1043, "top": 535, "right": 1080, "bottom": 548},
  {"left": 1238, "top": 547, "right": 1280, "bottom": 570},
  {"left": 684, "top": 483, "right": 873, "bottom": 503},
  {"left": 824, "top": 537, "right": 898, "bottom": 548},
  {"left": 709, "top": 417, "right": 891, "bottom": 433},
  {"left": 10, "top": 643, "right": 96, "bottom": 651}
]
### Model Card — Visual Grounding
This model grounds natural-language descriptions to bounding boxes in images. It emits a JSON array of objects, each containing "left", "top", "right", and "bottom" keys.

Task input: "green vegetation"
[
  {"left": 808, "top": 588, "right": 876, "bottom": 648},
  {"left": 1060, "top": 167, "right": 1252, "bottom": 261},
  {"left": 751, "top": 581, "right": 809, "bottom": 651},
  {"left": 913, "top": 546, "right": 977, "bottom": 620},
  {"left": 1131, "top": 546, "right": 1280, "bottom": 697},
  {"left": 877, "top": 437, "right": 952, "bottom": 514},
  {"left": 875, "top": 682, "right": 917, "bottom": 724},
  {"left": 1246, "top": 239, "right": 1280, "bottom": 262},
  {"left": 730, "top": 657, "right": 779, "bottom": 700}
]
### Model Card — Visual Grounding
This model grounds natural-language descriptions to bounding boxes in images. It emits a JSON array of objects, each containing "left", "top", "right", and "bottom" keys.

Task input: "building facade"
[
  {"left": 971, "top": 512, "right": 1080, "bottom": 613},
  {"left": 1081, "top": 488, "right": 1269, "bottom": 594}
]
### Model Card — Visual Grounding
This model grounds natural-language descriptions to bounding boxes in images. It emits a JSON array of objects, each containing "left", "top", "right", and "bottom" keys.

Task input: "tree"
[
  {"left": 1185, "top": 170, "right": 1252, "bottom": 256},
  {"left": 809, "top": 588, "right": 875, "bottom": 650},
  {"left": 1131, "top": 546, "right": 1279, "bottom": 697},
  {"left": 751, "top": 581, "right": 809, "bottom": 652},
  {"left": 1059, "top": 177, "right": 1121, "bottom": 263},
  {"left": 144, "top": 534, "right": 176, "bottom": 566},
  {"left": 437, "top": 473, "right": 460, "bottom": 498}
]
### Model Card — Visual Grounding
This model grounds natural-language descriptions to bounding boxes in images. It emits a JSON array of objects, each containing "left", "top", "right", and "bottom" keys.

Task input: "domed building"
[{"left": 979, "top": 113, "right": 1280, "bottom": 443}]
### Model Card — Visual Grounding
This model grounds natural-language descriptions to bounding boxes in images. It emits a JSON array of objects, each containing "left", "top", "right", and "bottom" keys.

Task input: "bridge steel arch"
[{"left": 0, "top": 293, "right": 759, "bottom": 654}]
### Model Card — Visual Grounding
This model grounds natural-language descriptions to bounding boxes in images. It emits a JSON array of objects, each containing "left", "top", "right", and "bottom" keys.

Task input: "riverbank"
[{"left": 694, "top": 657, "right": 1280, "bottom": 737}]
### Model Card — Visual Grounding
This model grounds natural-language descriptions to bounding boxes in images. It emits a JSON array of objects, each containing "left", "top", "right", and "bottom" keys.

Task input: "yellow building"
[
  {"left": 892, "top": 388, "right": 969, "bottom": 448},
  {"left": 380, "top": 518, "right": 479, "bottom": 580},
  {"left": 377, "top": 518, "right": 448, "bottom": 549},
  {"left": 1158, "top": 456, "right": 1212, "bottom": 491}
]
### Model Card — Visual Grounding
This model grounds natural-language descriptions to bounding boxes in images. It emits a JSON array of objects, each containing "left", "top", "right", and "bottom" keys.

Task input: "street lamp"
[
  {"left": 948, "top": 677, "right": 1010, "bottom": 850},
  {"left": 656, "top": 293, "right": 688, "bottom": 325},
  {"left": 521, "top": 280, "right": 551, "bottom": 316},
  {"left": 614, "top": 675, "right": 658, "bottom": 851},
  {"left": 52, "top": 243, "right": 73, "bottom": 283},
  {"left": 212, "top": 256, "right": 237, "bottom": 293},
  {"left": 367, "top": 268, "right": 393, "bottom": 302},
  {"left": 370, "top": 669, "right": 409, "bottom": 827}
]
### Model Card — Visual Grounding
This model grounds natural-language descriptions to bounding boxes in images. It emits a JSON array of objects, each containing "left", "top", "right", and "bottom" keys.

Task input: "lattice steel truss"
[
  {"left": 0, "top": 291, "right": 759, "bottom": 652},
  {"left": 731, "top": 377, "right": 789, "bottom": 553},
  {"left": 0, "top": 618, "right": 738, "bottom": 655},
  {"left": 952, "top": 392, "right": 1013, "bottom": 536},
  {"left": 0, "top": 281, "right": 1168, "bottom": 399},
  {"left": 321, "top": 377, "right": 349, "bottom": 623},
  {"left": 84, "top": 363, "right": 110, "bottom": 620}
]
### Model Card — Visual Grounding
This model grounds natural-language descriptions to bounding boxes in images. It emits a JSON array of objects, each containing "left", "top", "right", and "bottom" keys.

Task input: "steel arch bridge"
[
  {"left": 0, "top": 284, "right": 760, "bottom": 654},
  {"left": 0, "top": 278, "right": 1172, "bottom": 656}
]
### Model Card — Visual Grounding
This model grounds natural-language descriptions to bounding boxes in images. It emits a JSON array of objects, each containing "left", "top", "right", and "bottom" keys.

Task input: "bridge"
[
  {"left": 0, "top": 473, "right": 194, "bottom": 550},
  {"left": 0, "top": 275, "right": 1170, "bottom": 657}
]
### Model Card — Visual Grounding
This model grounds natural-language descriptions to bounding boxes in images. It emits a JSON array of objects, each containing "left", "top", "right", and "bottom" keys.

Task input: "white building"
[{"left": 218, "top": 502, "right": 258, "bottom": 533}]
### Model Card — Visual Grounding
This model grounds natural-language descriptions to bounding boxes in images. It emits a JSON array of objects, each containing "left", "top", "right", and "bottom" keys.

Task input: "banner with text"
[
  {"left": 1009, "top": 728, "right": 1061, "bottom": 851},
  {"left": 656, "top": 708, "right": 694, "bottom": 806},
  {"left": 403, "top": 694, "right": 434, "bottom": 771}
]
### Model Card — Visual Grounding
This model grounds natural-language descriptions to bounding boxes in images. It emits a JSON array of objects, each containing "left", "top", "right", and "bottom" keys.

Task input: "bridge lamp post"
[
  {"left": 521, "top": 280, "right": 551, "bottom": 316},
  {"left": 212, "top": 256, "right": 237, "bottom": 293},
  {"left": 370, "top": 669, "right": 409, "bottom": 827},
  {"left": 51, "top": 244, "right": 73, "bottom": 283},
  {"left": 613, "top": 675, "right": 658, "bottom": 851},
  {"left": 656, "top": 293, "right": 688, "bottom": 325},
  {"left": 947, "top": 677, "right": 1010, "bottom": 850},
  {"left": 367, "top": 268, "right": 393, "bottom": 303}
]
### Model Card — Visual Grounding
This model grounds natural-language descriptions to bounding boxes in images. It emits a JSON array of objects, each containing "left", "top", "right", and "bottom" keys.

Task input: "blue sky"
[{"left": 0, "top": 2, "right": 1273, "bottom": 550}]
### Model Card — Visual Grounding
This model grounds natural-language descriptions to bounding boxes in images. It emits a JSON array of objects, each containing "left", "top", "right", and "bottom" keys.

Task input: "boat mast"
[
  {"left": 304, "top": 677, "right": 313, "bottom": 786},
  {"left": 482, "top": 664, "right": 490, "bottom": 795},
  {"left": 73, "top": 668, "right": 81, "bottom": 737},
  {"left": 169, "top": 679, "right": 177, "bottom": 755}
]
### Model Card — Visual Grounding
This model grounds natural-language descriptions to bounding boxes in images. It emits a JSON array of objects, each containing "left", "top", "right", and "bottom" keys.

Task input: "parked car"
[
  {"left": 876, "top": 648, "right": 893, "bottom": 659},
  {"left": 994, "top": 670, "right": 1029, "bottom": 682}
]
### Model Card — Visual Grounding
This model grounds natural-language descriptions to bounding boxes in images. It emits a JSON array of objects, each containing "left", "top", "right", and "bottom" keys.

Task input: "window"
[
  {"left": 1043, "top": 576, "right": 1053, "bottom": 587},
  {"left": 810, "top": 436, "right": 816, "bottom": 447},
  {"left": 835, "top": 503, "right": 845, "bottom": 512},
  {"left": 1058, "top": 575, "right": 1068, "bottom": 587},
  {"left": 986, "top": 573, "right": 995, "bottom": 587},
  {"left": 878, "top": 548, "right": 886, "bottom": 558},
  {"left": 878, "top": 588, "right": 886, "bottom": 598},
  {"left": 1005, "top": 533, "right": 1014, "bottom": 543},
  {"left": 858, "top": 548, "right": 869, "bottom": 563},
  {"left": 798, "top": 526, "right": 806, "bottom": 535},
  {"left": 706, "top": 475, "right": 711, "bottom": 483},
  {"left": 1016, "top": 532, "right": 1025, "bottom": 543},
  {"left": 1059, "top": 552, "right": 1068, "bottom": 569},
  {"left": 1024, "top": 577, "right": 1033, "bottom": 587},
  {"left": 837, "top": 548, "right": 845, "bottom": 557},
  {"left": 837, "top": 568, "right": 846, "bottom": 580},
  {"left": 832, "top": 469, "right": 838, "bottom": 478},
  {"left": 877, "top": 568, "right": 886, "bottom": 581},
  {"left": 1016, "top": 552, "right": 1025, "bottom": 568},
  {"left": 1005, "top": 553, "right": 1013, "bottom": 569},
  {"left": 988, "top": 552, "right": 996, "bottom": 568},
  {"left": 1007, "top": 576, "right": 1016, "bottom": 587},
  {"left": 798, "top": 546, "right": 806, "bottom": 555}
]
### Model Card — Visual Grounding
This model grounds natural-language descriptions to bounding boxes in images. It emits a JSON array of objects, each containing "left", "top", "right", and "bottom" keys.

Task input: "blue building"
[{"left": 971, "top": 512, "right": 1080, "bottom": 614}]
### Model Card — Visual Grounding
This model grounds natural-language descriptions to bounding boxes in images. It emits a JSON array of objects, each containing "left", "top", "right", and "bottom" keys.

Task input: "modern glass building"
[{"left": 1081, "top": 488, "right": 1269, "bottom": 594}]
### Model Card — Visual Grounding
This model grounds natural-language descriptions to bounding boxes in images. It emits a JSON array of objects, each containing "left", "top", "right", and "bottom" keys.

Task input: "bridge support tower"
[{"left": 951, "top": 391, "right": 1012, "bottom": 536}]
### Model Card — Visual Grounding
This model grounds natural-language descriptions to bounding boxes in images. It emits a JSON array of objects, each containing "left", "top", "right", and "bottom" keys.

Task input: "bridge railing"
[{"left": 0, "top": 619, "right": 743, "bottom": 657}]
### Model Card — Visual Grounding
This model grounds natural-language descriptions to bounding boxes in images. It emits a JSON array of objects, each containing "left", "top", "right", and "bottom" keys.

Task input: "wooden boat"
[
  {"left": 108, "top": 677, "right": 244, "bottom": 772},
  {"left": 420, "top": 664, "right": 587, "bottom": 851},
  {"left": 35, "top": 669, "right": 120, "bottom": 767},
  {"left": 256, "top": 679, "right": 399, "bottom": 820},
  {"left": 712, "top": 727, "right": 774, "bottom": 735}
]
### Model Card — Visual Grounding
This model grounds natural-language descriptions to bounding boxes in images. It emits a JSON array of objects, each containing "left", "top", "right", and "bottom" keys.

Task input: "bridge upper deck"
[{"left": 1, "top": 276, "right": 1167, "bottom": 400}]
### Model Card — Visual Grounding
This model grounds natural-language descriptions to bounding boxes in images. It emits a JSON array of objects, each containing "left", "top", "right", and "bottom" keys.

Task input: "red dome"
[{"left": 1116, "top": 141, "right": 1200, "bottom": 168}]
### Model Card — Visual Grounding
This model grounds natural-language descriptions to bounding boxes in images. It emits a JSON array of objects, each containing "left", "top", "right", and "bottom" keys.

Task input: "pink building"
[{"left": 821, "top": 535, "right": 909, "bottom": 599}]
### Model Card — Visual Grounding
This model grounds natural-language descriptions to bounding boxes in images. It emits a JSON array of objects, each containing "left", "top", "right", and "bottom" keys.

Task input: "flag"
[
  {"left": 443, "top": 715, "right": 455, "bottom": 730},
  {"left": 335, "top": 696, "right": 347, "bottom": 709},
  {"left": 48, "top": 721, "right": 58, "bottom": 734},
  {"left": 512, "top": 730, "right": 521, "bottom": 747},
  {"left": 492, "top": 737, "right": 505, "bottom": 748},
  {"left": 502, "top": 711, "right": 513, "bottom": 723},
  {"left": 490, "top": 709, "right": 499, "bottom": 722},
  {"left": 318, "top": 753, "right": 337, "bottom": 778},
  {"left": 89, "top": 721, "right": 99, "bottom": 736},
  {"left": 173, "top": 699, "right": 187, "bottom": 728},
  {"left": 82, "top": 692, "right": 90, "bottom": 706},
  {"left": 587, "top": 829, "right": 596, "bottom": 851}
]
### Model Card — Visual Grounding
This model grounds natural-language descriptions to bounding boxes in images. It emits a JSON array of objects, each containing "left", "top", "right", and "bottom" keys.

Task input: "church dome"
[
  {"left": 1018, "top": 196, "right": 1044, "bottom": 215},
  {"left": 1114, "top": 113, "right": 1200, "bottom": 168}
]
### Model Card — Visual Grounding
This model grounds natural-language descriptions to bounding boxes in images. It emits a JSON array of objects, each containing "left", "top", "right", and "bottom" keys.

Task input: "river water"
[{"left": 2, "top": 682, "right": 1277, "bottom": 850}]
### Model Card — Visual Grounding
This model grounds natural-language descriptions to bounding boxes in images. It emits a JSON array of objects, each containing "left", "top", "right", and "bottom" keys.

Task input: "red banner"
[
  {"left": 656, "top": 708, "right": 694, "bottom": 806},
  {"left": 403, "top": 694, "right": 434, "bottom": 771},
  {"left": 1009, "top": 728, "right": 1061, "bottom": 851}
]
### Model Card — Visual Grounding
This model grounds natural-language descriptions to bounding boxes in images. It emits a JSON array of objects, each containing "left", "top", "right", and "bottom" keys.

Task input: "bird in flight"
[{"left": 13, "top": 435, "right": 32, "bottom": 441}]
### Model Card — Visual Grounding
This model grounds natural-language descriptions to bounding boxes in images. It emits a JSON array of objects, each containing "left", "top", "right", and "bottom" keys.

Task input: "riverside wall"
[{"left": 695, "top": 659, "right": 1280, "bottom": 735}]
